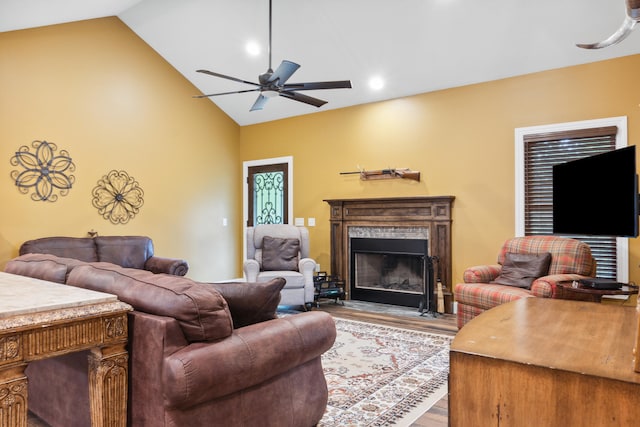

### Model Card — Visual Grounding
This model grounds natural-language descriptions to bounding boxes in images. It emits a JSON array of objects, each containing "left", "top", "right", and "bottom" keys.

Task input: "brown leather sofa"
[
  {"left": 19, "top": 235, "right": 189, "bottom": 276},
  {"left": 5, "top": 253, "right": 336, "bottom": 427}
]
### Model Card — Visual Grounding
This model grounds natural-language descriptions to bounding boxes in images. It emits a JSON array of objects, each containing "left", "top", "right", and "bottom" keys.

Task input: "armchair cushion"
[
  {"left": 491, "top": 252, "right": 552, "bottom": 289},
  {"left": 261, "top": 237, "right": 300, "bottom": 271}
]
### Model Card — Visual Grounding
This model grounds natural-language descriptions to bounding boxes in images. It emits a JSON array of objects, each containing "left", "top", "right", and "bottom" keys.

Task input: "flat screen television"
[{"left": 552, "top": 145, "right": 639, "bottom": 237}]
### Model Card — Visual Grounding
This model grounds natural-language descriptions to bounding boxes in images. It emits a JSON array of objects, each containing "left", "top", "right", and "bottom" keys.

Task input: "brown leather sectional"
[{"left": 5, "top": 238, "right": 336, "bottom": 426}]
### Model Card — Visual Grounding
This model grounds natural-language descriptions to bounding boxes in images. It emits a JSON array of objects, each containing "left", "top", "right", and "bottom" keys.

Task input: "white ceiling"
[{"left": 2, "top": 0, "right": 640, "bottom": 126}]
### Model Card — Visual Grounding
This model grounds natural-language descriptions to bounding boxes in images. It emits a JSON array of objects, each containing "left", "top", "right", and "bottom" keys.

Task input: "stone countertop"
[{"left": 0, "top": 271, "right": 117, "bottom": 319}]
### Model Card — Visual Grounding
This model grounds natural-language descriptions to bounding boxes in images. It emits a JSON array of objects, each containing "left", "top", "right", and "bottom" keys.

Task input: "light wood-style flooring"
[{"left": 315, "top": 301, "right": 457, "bottom": 427}]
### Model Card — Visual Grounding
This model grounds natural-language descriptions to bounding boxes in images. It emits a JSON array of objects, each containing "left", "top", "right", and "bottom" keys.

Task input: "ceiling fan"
[
  {"left": 577, "top": 0, "right": 640, "bottom": 49},
  {"left": 194, "top": 0, "right": 352, "bottom": 111}
]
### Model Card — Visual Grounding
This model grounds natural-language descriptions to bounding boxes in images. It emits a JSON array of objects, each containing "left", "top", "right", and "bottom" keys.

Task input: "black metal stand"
[
  {"left": 419, "top": 255, "right": 437, "bottom": 317},
  {"left": 313, "top": 272, "right": 345, "bottom": 307}
]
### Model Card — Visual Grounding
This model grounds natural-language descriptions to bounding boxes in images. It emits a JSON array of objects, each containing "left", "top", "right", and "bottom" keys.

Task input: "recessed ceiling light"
[
  {"left": 369, "top": 76, "right": 384, "bottom": 90},
  {"left": 245, "top": 41, "right": 261, "bottom": 56}
]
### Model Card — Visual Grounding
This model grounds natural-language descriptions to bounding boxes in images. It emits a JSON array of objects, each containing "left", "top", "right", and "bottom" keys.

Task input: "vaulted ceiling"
[{"left": 2, "top": 0, "right": 639, "bottom": 126}]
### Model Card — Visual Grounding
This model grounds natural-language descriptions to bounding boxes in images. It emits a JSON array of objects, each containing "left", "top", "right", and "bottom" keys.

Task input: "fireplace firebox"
[{"left": 350, "top": 238, "right": 434, "bottom": 310}]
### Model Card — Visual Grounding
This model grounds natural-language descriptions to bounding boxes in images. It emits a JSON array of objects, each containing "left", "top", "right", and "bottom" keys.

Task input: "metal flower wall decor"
[
  {"left": 92, "top": 170, "right": 144, "bottom": 224},
  {"left": 10, "top": 140, "right": 76, "bottom": 202}
]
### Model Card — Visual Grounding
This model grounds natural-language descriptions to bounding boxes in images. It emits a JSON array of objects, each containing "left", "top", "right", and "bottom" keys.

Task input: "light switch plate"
[{"left": 294, "top": 217, "right": 305, "bottom": 226}]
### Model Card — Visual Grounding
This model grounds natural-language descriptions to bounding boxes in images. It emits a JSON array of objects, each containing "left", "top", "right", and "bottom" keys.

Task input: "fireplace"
[
  {"left": 350, "top": 237, "right": 432, "bottom": 308},
  {"left": 324, "top": 196, "right": 454, "bottom": 313}
]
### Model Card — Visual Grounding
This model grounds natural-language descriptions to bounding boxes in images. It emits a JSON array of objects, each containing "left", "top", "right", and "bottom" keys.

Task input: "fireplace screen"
[
  {"left": 354, "top": 253, "right": 424, "bottom": 294},
  {"left": 349, "top": 237, "right": 429, "bottom": 307}
]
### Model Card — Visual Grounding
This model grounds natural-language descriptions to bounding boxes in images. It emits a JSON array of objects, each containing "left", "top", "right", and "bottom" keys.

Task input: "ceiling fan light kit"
[
  {"left": 577, "top": 0, "right": 640, "bottom": 49},
  {"left": 195, "top": 0, "right": 352, "bottom": 111}
]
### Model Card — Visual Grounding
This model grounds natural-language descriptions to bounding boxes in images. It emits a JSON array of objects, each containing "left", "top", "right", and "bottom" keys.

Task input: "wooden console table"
[
  {"left": 0, "top": 272, "right": 132, "bottom": 427},
  {"left": 449, "top": 298, "right": 640, "bottom": 426}
]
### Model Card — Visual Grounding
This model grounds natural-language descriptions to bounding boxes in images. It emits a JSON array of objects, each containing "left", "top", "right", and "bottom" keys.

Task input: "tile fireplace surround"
[{"left": 324, "top": 196, "right": 454, "bottom": 313}]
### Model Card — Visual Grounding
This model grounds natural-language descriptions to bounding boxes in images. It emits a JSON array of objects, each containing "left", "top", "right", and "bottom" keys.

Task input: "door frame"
[{"left": 242, "top": 156, "right": 293, "bottom": 262}]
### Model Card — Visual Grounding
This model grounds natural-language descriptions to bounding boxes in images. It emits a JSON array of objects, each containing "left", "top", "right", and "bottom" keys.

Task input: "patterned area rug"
[{"left": 319, "top": 318, "right": 452, "bottom": 426}]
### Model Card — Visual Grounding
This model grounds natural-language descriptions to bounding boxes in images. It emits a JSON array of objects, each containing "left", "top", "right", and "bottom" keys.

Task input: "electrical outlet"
[{"left": 308, "top": 217, "right": 316, "bottom": 226}]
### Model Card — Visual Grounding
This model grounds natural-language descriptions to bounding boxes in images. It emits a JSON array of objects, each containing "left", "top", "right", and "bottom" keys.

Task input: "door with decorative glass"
[{"left": 247, "top": 163, "right": 288, "bottom": 226}]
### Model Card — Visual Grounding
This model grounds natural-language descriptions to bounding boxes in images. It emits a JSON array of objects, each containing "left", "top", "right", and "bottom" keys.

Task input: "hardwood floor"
[{"left": 315, "top": 300, "right": 457, "bottom": 427}]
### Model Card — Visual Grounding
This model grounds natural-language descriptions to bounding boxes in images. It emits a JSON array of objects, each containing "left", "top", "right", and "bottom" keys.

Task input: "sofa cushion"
[
  {"left": 5, "top": 254, "right": 68, "bottom": 283},
  {"left": 491, "top": 252, "right": 552, "bottom": 289},
  {"left": 67, "top": 264, "right": 233, "bottom": 342},
  {"left": 208, "top": 278, "right": 285, "bottom": 328},
  {"left": 261, "top": 237, "right": 299, "bottom": 271},
  {"left": 4, "top": 253, "right": 89, "bottom": 283},
  {"left": 19, "top": 236, "right": 98, "bottom": 262},
  {"left": 94, "top": 236, "right": 153, "bottom": 269}
]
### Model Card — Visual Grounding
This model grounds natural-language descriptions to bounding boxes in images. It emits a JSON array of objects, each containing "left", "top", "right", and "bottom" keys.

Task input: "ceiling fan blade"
[
  {"left": 279, "top": 91, "right": 327, "bottom": 108},
  {"left": 250, "top": 94, "right": 270, "bottom": 111},
  {"left": 196, "top": 69, "right": 261, "bottom": 87},
  {"left": 577, "top": 0, "right": 640, "bottom": 49},
  {"left": 283, "top": 80, "right": 352, "bottom": 91},
  {"left": 576, "top": 16, "right": 637, "bottom": 49},
  {"left": 267, "top": 60, "right": 300, "bottom": 85},
  {"left": 193, "top": 88, "right": 261, "bottom": 98}
]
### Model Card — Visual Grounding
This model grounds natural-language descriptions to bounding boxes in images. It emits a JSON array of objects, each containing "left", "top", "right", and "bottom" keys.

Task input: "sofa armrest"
[
  {"left": 144, "top": 256, "right": 189, "bottom": 276},
  {"left": 531, "top": 273, "right": 592, "bottom": 298},
  {"left": 243, "top": 259, "right": 260, "bottom": 282},
  {"left": 463, "top": 264, "right": 502, "bottom": 283},
  {"left": 162, "top": 311, "right": 336, "bottom": 409}
]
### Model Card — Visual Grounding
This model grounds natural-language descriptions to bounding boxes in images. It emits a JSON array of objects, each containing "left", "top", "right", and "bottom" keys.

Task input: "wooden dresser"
[{"left": 449, "top": 298, "right": 640, "bottom": 426}]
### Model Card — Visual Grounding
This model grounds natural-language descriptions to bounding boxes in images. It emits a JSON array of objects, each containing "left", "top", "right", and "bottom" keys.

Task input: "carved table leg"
[
  {"left": 0, "top": 364, "right": 28, "bottom": 427},
  {"left": 88, "top": 344, "right": 128, "bottom": 427}
]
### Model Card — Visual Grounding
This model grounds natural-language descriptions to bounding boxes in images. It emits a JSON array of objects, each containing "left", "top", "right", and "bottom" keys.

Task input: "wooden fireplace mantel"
[{"left": 324, "top": 196, "right": 454, "bottom": 313}]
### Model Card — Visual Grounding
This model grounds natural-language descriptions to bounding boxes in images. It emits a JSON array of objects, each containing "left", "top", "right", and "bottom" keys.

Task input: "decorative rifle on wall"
[{"left": 340, "top": 167, "right": 421, "bottom": 182}]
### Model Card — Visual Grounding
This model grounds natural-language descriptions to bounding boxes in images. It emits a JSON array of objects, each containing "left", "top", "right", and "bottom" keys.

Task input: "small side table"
[{"left": 559, "top": 281, "right": 639, "bottom": 303}]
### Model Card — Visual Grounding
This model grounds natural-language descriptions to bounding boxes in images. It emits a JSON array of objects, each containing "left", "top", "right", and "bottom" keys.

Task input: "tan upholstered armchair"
[
  {"left": 454, "top": 236, "right": 597, "bottom": 329},
  {"left": 244, "top": 224, "right": 317, "bottom": 309}
]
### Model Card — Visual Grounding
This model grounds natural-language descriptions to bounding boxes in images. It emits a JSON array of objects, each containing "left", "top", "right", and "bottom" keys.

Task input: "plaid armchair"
[{"left": 454, "top": 236, "right": 596, "bottom": 329}]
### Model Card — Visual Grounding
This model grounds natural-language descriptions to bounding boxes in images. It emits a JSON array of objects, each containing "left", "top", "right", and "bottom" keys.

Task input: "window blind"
[{"left": 523, "top": 126, "right": 618, "bottom": 278}]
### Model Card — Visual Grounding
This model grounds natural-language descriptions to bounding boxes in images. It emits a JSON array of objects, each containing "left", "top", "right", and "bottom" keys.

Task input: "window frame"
[{"left": 514, "top": 116, "right": 629, "bottom": 282}]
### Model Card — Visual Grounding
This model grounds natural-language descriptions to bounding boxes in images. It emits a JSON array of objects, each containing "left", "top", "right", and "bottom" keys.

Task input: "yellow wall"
[
  {"left": 0, "top": 18, "right": 242, "bottom": 281},
  {"left": 240, "top": 54, "right": 640, "bottom": 286},
  {"left": 2, "top": 16, "right": 639, "bottom": 287}
]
